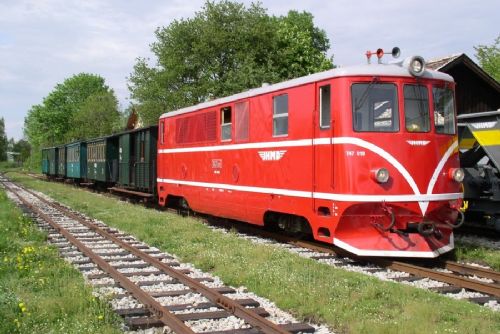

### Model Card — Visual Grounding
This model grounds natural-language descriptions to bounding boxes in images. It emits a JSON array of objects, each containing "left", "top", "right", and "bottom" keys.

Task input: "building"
[{"left": 426, "top": 53, "right": 500, "bottom": 115}]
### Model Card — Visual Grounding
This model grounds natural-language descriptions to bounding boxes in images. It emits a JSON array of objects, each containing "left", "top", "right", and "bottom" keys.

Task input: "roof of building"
[{"left": 426, "top": 53, "right": 500, "bottom": 93}]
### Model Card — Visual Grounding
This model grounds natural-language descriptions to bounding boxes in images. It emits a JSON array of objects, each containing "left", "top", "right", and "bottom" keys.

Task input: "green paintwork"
[
  {"left": 86, "top": 136, "right": 119, "bottom": 183},
  {"left": 57, "top": 145, "right": 66, "bottom": 177},
  {"left": 47, "top": 147, "right": 58, "bottom": 176},
  {"left": 41, "top": 149, "right": 50, "bottom": 174},
  {"left": 66, "top": 142, "right": 87, "bottom": 179},
  {"left": 117, "top": 126, "right": 158, "bottom": 193}
]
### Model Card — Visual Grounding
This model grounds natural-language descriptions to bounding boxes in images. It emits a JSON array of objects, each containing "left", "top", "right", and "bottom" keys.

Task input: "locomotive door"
[{"left": 313, "top": 81, "right": 334, "bottom": 214}]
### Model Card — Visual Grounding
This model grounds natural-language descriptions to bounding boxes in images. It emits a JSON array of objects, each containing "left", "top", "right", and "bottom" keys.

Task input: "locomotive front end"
[{"left": 331, "top": 57, "right": 463, "bottom": 257}]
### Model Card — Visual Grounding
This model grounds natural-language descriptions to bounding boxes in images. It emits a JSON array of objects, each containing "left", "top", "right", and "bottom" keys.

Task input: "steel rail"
[
  {"left": 442, "top": 261, "right": 500, "bottom": 282},
  {"left": 8, "top": 181, "right": 292, "bottom": 334},
  {"left": 198, "top": 220, "right": 500, "bottom": 298},
  {"left": 2, "top": 181, "right": 195, "bottom": 334},
  {"left": 283, "top": 237, "right": 500, "bottom": 297}
]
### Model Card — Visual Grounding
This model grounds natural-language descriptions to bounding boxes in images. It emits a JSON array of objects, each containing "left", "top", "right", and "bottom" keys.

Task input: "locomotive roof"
[{"left": 160, "top": 63, "right": 454, "bottom": 119}]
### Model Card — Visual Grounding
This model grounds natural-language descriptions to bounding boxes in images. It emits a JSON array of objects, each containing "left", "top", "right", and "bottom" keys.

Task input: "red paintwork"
[{"left": 157, "top": 74, "right": 462, "bottom": 257}]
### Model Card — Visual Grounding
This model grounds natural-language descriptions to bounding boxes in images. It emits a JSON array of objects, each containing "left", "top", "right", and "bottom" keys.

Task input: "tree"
[
  {"left": 12, "top": 139, "right": 31, "bottom": 163},
  {"left": 68, "top": 91, "right": 122, "bottom": 140},
  {"left": 0, "top": 118, "right": 7, "bottom": 161},
  {"left": 129, "top": 0, "right": 333, "bottom": 124},
  {"left": 24, "top": 73, "right": 113, "bottom": 148},
  {"left": 23, "top": 73, "right": 118, "bottom": 170},
  {"left": 474, "top": 34, "right": 500, "bottom": 82}
]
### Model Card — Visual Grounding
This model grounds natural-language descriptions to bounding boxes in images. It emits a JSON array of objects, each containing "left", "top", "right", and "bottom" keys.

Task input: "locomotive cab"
[{"left": 326, "top": 59, "right": 463, "bottom": 257}]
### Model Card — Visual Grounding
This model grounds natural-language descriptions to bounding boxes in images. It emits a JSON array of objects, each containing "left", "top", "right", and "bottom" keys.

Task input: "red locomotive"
[{"left": 156, "top": 50, "right": 464, "bottom": 257}]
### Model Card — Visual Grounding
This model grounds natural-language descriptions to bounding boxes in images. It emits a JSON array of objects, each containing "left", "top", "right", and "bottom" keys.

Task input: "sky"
[{"left": 0, "top": 0, "right": 498, "bottom": 141}]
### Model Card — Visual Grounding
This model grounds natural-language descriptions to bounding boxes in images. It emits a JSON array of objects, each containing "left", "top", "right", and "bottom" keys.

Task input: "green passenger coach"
[
  {"left": 86, "top": 135, "right": 119, "bottom": 183},
  {"left": 66, "top": 141, "right": 87, "bottom": 180},
  {"left": 57, "top": 145, "right": 66, "bottom": 177},
  {"left": 41, "top": 148, "right": 50, "bottom": 174},
  {"left": 117, "top": 125, "right": 158, "bottom": 194},
  {"left": 47, "top": 147, "right": 58, "bottom": 176}
]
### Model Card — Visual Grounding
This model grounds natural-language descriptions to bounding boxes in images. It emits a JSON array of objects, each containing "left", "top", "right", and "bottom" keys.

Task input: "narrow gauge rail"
[
  {"left": 206, "top": 220, "right": 500, "bottom": 305},
  {"left": 1, "top": 177, "right": 315, "bottom": 334},
  {"left": 17, "top": 172, "right": 500, "bottom": 306}
]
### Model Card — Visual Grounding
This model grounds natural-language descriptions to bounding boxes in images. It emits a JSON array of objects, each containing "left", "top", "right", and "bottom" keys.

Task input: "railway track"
[
  {"left": 205, "top": 220, "right": 500, "bottom": 309},
  {"left": 0, "top": 177, "right": 318, "bottom": 333},
  {"left": 11, "top": 172, "right": 500, "bottom": 310}
]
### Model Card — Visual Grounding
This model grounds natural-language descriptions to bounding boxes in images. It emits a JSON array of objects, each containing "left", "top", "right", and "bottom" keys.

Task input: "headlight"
[
  {"left": 408, "top": 56, "right": 425, "bottom": 77},
  {"left": 373, "top": 168, "right": 390, "bottom": 183},
  {"left": 449, "top": 168, "right": 465, "bottom": 182}
]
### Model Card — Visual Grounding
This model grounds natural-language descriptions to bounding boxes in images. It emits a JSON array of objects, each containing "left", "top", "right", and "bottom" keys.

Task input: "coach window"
[
  {"left": 319, "top": 85, "right": 331, "bottom": 129},
  {"left": 433, "top": 86, "right": 456, "bottom": 135},
  {"left": 221, "top": 107, "right": 232, "bottom": 141},
  {"left": 404, "top": 84, "right": 430, "bottom": 132},
  {"left": 352, "top": 83, "right": 399, "bottom": 132},
  {"left": 235, "top": 101, "right": 249, "bottom": 142},
  {"left": 273, "top": 94, "right": 288, "bottom": 136}
]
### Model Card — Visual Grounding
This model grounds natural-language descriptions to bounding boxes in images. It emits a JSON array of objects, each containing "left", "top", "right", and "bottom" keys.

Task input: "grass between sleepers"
[
  {"left": 0, "top": 187, "right": 122, "bottom": 334},
  {"left": 6, "top": 171, "right": 500, "bottom": 334}
]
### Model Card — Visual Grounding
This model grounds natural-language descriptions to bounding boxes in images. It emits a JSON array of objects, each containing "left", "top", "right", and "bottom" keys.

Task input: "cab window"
[
  {"left": 319, "top": 85, "right": 331, "bottom": 129},
  {"left": 273, "top": 94, "right": 288, "bottom": 136},
  {"left": 221, "top": 107, "right": 232, "bottom": 141},
  {"left": 352, "top": 83, "right": 399, "bottom": 132},
  {"left": 433, "top": 87, "right": 456, "bottom": 134},
  {"left": 404, "top": 85, "right": 430, "bottom": 132}
]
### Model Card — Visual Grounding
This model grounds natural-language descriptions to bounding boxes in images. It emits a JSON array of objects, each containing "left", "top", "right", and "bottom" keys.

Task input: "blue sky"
[{"left": 1, "top": 0, "right": 498, "bottom": 140}]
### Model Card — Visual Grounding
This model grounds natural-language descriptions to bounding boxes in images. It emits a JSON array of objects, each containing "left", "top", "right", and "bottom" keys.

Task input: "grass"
[
  {"left": 4, "top": 171, "right": 500, "bottom": 334},
  {"left": 0, "top": 186, "right": 122, "bottom": 333},
  {"left": 453, "top": 241, "right": 500, "bottom": 271}
]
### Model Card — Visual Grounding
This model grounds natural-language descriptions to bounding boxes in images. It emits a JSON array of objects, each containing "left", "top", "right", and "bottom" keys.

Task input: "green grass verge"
[
  {"left": 0, "top": 186, "right": 122, "bottom": 334},
  {"left": 453, "top": 241, "right": 500, "bottom": 271},
  {"left": 6, "top": 172, "right": 500, "bottom": 334}
]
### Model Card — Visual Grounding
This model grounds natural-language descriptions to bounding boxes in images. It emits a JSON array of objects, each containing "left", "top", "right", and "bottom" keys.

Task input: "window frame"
[
  {"left": 432, "top": 86, "right": 456, "bottom": 135},
  {"left": 319, "top": 84, "right": 331, "bottom": 129},
  {"left": 403, "top": 84, "right": 431, "bottom": 133},
  {"left": 220, "top": 106, "right": 232, "bottom": 142},
  {"left": 234, "top": 100, "right": 250, "bottom": 142},
  {"left": 272, "top": 93, "right": 289, "bottom": 137},
  {"left": 351, "top": 82, "right": 399, "bottom": 133}
]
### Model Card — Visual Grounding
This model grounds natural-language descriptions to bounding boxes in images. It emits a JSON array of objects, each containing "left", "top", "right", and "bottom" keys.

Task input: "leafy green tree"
[
  {"left": 474, "top": 34, "right": 500, "bottom": 82},
  {"left": 129, "top": 0, "right": 333, "bottom": 124},
  {"left": 0, "top": 118, "right": 7, "bottom": 161},
  {"left": 12, "top": 139, "right": 31, "bottom": 163},
  {"left": 68, "top": 91, "right": 122, "bottom": 140},
  {"left": 24, "top": 73, "right": 118, "bottom": 170},
  {"left": 24, "top": 73, "right": 113, "bottom": 148}
]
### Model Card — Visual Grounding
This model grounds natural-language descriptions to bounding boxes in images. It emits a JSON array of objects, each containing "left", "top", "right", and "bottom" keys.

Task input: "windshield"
[
  {"left": 433, "top": 87, "right": 456, "bottom": 134},
  {"left": 352, "top": 83, "right": 399, "bottom": 132},
  {"left": 404, "top": 85, "right": 430, "bottom": 132}
]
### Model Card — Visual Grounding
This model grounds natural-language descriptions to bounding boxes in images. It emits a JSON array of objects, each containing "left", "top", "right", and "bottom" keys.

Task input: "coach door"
[
  {"left": 313, "top": 81, "right": 335, "bottom": 216},
  {"left": 119, "top": 134, "right": 131, "bottom": 186}
]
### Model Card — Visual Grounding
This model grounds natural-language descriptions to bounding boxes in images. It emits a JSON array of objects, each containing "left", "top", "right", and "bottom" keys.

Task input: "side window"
[
  {"left": 433, "top": 87, "right": 456, "bottom": 135},
  {"left": 235, "top": 101, "right": 249, "bottom": 142},
  {"left": 221, "top": 107, "right": 232, "bottom": 141},
  {"left": 273, "top": 94, "right": 288, "bottom": 136},
  {"left": 404, "top": 85, "right": 430, "bottom": 132},
  {"left": 319, "top": 85, "right": 331, "bottom": 129}
]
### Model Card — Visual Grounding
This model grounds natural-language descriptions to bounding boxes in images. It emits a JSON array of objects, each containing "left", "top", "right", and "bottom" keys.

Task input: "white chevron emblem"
[
  {"left": 406, "top": 140, "right": 430, "bottom": 146},
  {"left": 258, "top": 150, "right": 287, "bottom": 161}
]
